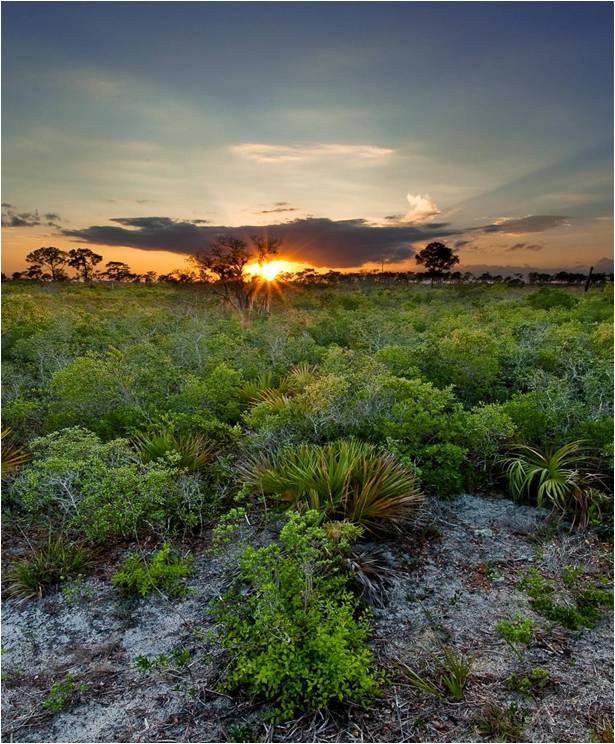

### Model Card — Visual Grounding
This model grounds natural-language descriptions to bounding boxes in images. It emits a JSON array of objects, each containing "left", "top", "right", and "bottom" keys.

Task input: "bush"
[
  {"left": 112, "top": 543, "right": 193, "bottom": 596},
  {"left": 9, "top": 427, "right": 205, "bottom": 541},
  {"left": 212, "top": 511, "right": 380, "bottom": 722},
  {"left": 243, "top": 438, "right": 423, "bottom": 532},
  {"left": 526, "top": 287, "right": 578, "bottom": 310}
]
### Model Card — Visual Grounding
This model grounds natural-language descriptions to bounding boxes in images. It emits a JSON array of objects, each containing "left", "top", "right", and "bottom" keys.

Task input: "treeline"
[{"left": 3, "top": 244, "right": 612, "bottom": 286}]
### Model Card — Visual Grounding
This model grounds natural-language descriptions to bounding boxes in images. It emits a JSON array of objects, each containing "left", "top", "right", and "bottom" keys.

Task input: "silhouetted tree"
[
  {"left": 102, "top": 261, "right": 134, "bottom": 282},
  {"left": 25, "top": 246, "right": 69, "bottom": 281},
  {"left": 191, "top": 235, "right": 278, "bottom": 322},
  {"left": 415, "top": 242, "right": 459, "bottom": 283},
  {"left": 68, "top": 248, "right": 103, "bottom": 282}
]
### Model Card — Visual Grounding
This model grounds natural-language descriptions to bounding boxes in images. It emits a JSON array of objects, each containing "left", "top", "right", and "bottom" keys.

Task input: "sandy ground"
[{"left": 2, "top": 494, "right": 612, "bottom": 743}]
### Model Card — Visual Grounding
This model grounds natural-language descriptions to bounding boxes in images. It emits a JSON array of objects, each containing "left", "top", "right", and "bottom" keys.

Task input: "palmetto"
[
  {"left": 132, "top": 429, "right": 216, "bottom": 472},
  {"left": 503, "top": 441, "right": 588, "bottom": 515},
  {"left": 243, "top": 438, "right": 423, "bottom": 532},
  {"left": 1, "top": 427, "right": 30, "bottom": 475}
]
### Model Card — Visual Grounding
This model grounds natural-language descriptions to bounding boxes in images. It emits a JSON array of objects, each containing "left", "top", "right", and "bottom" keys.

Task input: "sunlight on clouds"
[
  {"left": 231, "top": 143, "right": 395, "bottom": 163},
  {"left": 403, "top": 193, "right": 441, "bottom": 224}
]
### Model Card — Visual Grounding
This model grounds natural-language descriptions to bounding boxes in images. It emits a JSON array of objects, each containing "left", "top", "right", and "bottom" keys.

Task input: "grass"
[{"left": 6, "top": 535, "right": 91, "bottom": 599}]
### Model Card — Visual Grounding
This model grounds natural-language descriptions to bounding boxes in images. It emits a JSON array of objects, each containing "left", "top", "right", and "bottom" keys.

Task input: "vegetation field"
[{"left": 2, "top": 280, "right": 613, "bottom": 743}]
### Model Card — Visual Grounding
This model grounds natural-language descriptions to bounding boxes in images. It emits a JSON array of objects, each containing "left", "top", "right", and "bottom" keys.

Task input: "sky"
[{"left": 2, "top": 1, "right": 613, "bottom": 276}]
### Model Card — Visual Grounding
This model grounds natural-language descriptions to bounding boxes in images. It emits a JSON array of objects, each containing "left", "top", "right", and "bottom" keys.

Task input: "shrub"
[
  {"left": 526, "top": 287, "right": 578, "bottom": 310},
  {"left": 243, "top": 438, "right": 423, "bottom": 532},
  {"left": 112, "top": 543, "right": 193, "bottom": 597},
  {"left": 9, "top": 427, "right": 202, "bottom": 541},
  {"left": 6, "top": 534, "right": 91, "bottom": 599},
  {"left": 212, "top": 511, "right": 380, "bottom": 721}
]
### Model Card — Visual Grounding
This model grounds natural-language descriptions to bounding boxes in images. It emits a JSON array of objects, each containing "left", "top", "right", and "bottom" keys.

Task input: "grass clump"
[
  {"left": 476, "top": 702, "right": 526, "bottom": 741},
  {"left": 6, "top": 534, "right": 90, "bottom": 599},
  {"left": 212, "top": 510, "right": 380, "bottom": 722},
  {"left": 520, "top": 567, "right": 612, "bottom": 630},
  {"left": 243, "top": 438, "right": 423, "bottom": 533},
  {"left": 399, "top": 646, "right": 472, "bottom": 701},
  {"left": 112, "top": 543, "right": 193, "bottom": 597}
]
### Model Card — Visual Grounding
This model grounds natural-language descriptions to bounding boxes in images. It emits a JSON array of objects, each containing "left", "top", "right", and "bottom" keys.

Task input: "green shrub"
[
  {"left": 243, "top": 438, "right": 423, "bottom": 532},
  {"left": 9, "top": 427, "right": 204, "bottom": 541},
  {"left": 112, "top": 543, "right": 193, "bottom": 597},
  {"left": 212, "top": 511, "right": 380, "bottom": 722},
  {"left": 496, "top": 616, "right": 534, "bottom": 657},
  {"left": 6, "top": 534, "right": 90, "bottom": 599},
  {"left": 526, "top": 287, "right": 578, "bottom": 311}
]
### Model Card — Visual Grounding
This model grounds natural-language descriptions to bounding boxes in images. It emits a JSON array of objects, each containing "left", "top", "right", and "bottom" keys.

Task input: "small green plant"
[
  {"left": 226, "top": 724, "right": 258, "bottom": 743},
  {"left": 242, "top": 438, "right": 423, "bottom": 533},
  {"left": 496, "top": 617, "right": 534, "bottom": 658},
  {"left": 520, "top": 567, "right": 612, "bottom": 631},
  {"left": 476, "top": 702, "right": 526, "bottom": 741},
  {"left": 112, "top": 543, "right": 193, "bottom": 597},
  {"left": 212, "top": 511, "right": 380, "bottom": 722},
  {"left": 135, "top": 647, "right": 191, "bottom": 673},
  {"left": 506, "top": 667, "right": 550, "bottom": 697},
  {"left": 42, "top": 674, "right": 88, "bottom": 713},
  {"left": 6, "top": 535, "right": 90, "bottom": 599},
  {"left": 399, "top": 646, "right": 472, "bottom": 701},
  {"left": 132, "top": 428, "right": 216, "bottom": 472},
  {"left": 438, "top": 646, "right": 472, "bottom": 700}
]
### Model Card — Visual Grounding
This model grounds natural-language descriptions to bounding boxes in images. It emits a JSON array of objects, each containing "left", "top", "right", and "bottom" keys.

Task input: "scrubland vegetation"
[{"left": 2, "top": 279, "right": 613, "bottom": 742}]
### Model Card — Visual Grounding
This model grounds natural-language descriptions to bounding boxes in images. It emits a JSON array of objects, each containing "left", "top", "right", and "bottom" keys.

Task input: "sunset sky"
[{"left": 2, "top": 2, "right": 613, "bottom": 276}]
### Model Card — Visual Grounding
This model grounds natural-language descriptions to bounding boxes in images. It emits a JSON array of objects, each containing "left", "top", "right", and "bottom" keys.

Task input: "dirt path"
[{"left": 2, "top": 495, "right": 612, "bottom": 743}]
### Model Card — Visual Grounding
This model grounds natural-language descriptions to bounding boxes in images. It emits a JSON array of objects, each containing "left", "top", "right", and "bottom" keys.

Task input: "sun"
[{"left": 258, "top": 261, "right": 285, "bottom": 281}]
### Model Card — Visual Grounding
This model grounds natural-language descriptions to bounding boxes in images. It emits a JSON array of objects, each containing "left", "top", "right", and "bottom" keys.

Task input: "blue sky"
[{"left": 2, "top": 2, "right": 613, "bottom": 274}]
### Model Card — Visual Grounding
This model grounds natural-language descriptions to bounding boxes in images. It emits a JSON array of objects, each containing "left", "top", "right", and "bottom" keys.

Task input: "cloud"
[
  {"left": 256, "top": 203, "right": 299, "bottom": 214},
  {"left": 62, "top": 215, "right": 460, "bottom": 268},
  {"left": 454, "top": 239, "right": 472, "bottom": 249},
  {"left": 1, "top": 205, "right": 63, "bottom": 228},
  {"left": 231, "top": 143, "right": 394, "bottom": 163},
  {"left": 482, "top": 215, "right": 567, "bottom": 234},
  {"left": 402, "top": 193, "right": 442, "bottom": 224},
  {"left": 506, "top": 243, "right": 544, "bottom": 252}
]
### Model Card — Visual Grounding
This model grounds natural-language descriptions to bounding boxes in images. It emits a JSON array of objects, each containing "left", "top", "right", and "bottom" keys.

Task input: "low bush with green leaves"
[
  {"left": 6, "top": 534, "right": 90, "bottom": 599},
  {"left": 112, "top": 543, "right": 193, "bottom": 597},
  {"left": 243, "top": 438, "right": 423, "bottom": 533},
  {"left": 212, "top": 511, "right": 380, "bottom": 722},
  {"left": 8, "top": 427, "right": 209, "bottom": 540}
]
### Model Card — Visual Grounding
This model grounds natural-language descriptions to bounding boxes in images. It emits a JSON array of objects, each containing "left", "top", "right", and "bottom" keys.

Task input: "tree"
[
  {"left": 191, "top": 234, "right": 278, "bottom": 322},
  {"left": 25, "top": 246, "right": 69, "bottom": 281},
  {"left": 415, "top": 242, "right": 460, "bottom": 282},
  {"left": 68, "top": 248, "right": 103, "bottom": 282},
  {"left": 101, "top": 261, "right": 134, "bottom": 282}
]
